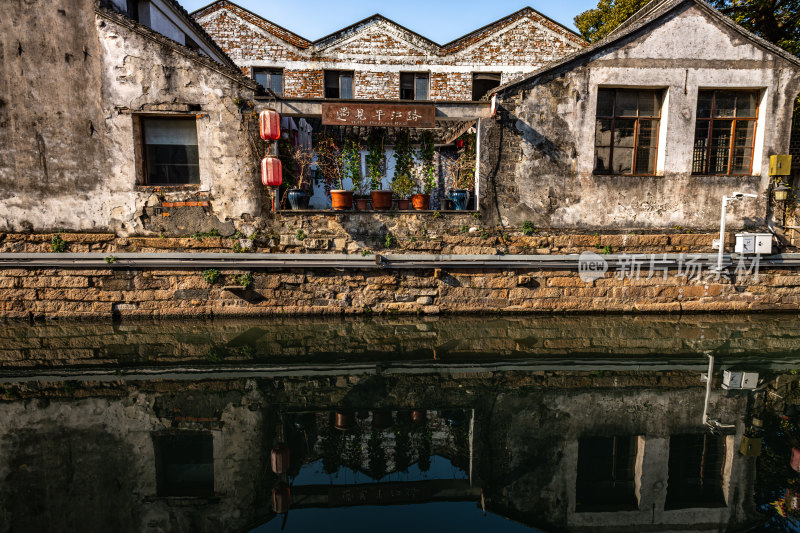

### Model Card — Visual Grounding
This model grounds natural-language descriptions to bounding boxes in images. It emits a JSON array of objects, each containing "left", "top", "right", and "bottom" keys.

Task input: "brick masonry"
[
  {"left": 1, "top": 265, "right": 800, "bottom": 320},
  {"left": 194, "top": 2, "right": 586, "bottom": 100}
]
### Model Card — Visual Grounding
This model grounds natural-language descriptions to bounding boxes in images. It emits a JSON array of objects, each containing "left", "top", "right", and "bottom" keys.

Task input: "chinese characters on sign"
[
  {"left": 322, "top": 103, "right": 436, "bottom": 128},
  {"left": 578, "top": 251, "right": 762, "bottom": 283}
]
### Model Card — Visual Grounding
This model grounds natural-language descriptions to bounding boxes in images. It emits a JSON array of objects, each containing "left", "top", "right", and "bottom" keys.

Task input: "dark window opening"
[
  {"left": 576, "top": 436, "right": 638, "bottom": 512},
  {"left": 400, "top": 73, "right": 429, "bottom": 100},
  {"left": 692, "top": 90, "right": 759, "bottom": 175},
  {"left": 254, "top": 68, "right": 283, "bottom": 96},
  {"left": 142, "top": 117, "right": 200, "bottom": 185},
  {"left": 325, "top": 71, "right": 354, "bottom": 99},
  {"left": 472, "top": 73, "right": 501, "bottom": 101},
  {"left": 665, "top": 434, "right": 726, "bottom": 509},
  {"left": 154, "top": 433, "right": 214, "bottom": 497},
  {"left": 594, "top": 88, "right": 663, "bottom": 176},
  {"left": 184, "top": 34, "right": 201, "bottom": 53}
]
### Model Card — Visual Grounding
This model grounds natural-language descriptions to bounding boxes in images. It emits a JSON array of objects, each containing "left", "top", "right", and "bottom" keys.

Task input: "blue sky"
[{"left": 183, "top": 0, "right": 598, "bottom": 42}]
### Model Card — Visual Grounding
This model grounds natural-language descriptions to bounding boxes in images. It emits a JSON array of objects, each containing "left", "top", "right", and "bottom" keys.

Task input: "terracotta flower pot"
[
  {"left": 331, "top": 190, "right": 353, "bottom": 211},
  {"left": 397, "top": 199, "right": 410, "bottom": 210},
  {"left": 370, "top": 190, "right": 393, "bottom": 210},
  {"left": 354, "top": 198, "right": 370, "bottom": 211},
  {"left": 411, "top": 194, "right": 430, "bottom": 210}
]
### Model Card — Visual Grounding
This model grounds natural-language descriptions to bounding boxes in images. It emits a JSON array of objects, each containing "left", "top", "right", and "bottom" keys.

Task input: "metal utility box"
[
  {"left": 735, "top": 233, "right": 773, "bottom": 255},
  {"left": 722, "top": 370, "right": 759, "bottom": 390},
  {"left": 740, "top": 436, "right": 762, "bottom": 456},
  {"left": 769, "top": 154, "right": 793, "bottom": 176}
]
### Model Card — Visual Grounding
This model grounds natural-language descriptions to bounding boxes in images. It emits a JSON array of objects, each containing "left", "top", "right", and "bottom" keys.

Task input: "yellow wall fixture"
[{"left": 769, "top": 154, "right": 793, "bottom": 176}]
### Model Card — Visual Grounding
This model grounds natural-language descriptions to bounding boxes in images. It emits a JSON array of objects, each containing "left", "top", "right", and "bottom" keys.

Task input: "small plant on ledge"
[
  {"left": 295, "top": 229, "right": 306, "bottom": 241},
  {"left": 104, "top": 255, "right": 118, "bottom": 264},
  {"left": 234, "top": 273, "right": 253, "bottom": 289},
  {"left": 50, "top": 232, "right": 67, "bottom": 253},
  {"left": 521, "top": 221, "right": 535, "bottom": 236},
  {"left": 202, "top": 269, "right": 221, "bottom": 284}
]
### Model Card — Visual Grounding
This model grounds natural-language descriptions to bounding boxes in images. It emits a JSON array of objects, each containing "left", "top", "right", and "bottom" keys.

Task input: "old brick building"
[{"left": 193, "top": 1, "right": 586, "bottom": 101}]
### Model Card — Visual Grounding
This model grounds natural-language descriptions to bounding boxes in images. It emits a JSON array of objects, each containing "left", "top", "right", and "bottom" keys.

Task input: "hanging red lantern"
[
  {"left": 272, "top": 483, "right": 291, "bottom": 514},
  {"left": 270, "top": 443, "right": 290, "bottom": 475},
  {"left": 259, "top": 109, "right": 281, "bottom": 141},
  {"left": 455, "top": 139, "right": 464, "bottom": 149},
  {"left": 261, "top": 156, "right": 282, "bottom": 187}
]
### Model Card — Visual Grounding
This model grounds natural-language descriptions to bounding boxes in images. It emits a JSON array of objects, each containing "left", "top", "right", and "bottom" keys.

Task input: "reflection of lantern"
[
  {"left": 271, "top": 443, "right": 290, "bottom": 475},
  {"left": 272, "top": 483, "right": 291, "bottom": 514},
  {"left": 334, "top": 412, "right": 355, "bottom": 431},
  {"left": 788, "top": 489, "right": 800, "bottom": 511},
  {"left": 372, "top": 410, "right": 393, "bottom": 430},
  {"left": 411, "top": 410, "right": 427, "bottom": 424},
  {"left": 259, "top": 109, "right": 281, "bottom": 141},
  {"left": 261, "top": 156, "right": 282, "bottom": 187},
  {"left": 791, "top": 448, "right": 800, "bottom": 472}
]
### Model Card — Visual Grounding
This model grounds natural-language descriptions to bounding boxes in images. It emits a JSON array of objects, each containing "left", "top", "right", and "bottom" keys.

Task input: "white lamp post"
[{"left": 714, "top": 192, "right": 758, "bottom": 272}]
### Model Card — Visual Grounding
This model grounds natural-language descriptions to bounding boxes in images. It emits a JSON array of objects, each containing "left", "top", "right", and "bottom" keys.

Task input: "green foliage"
[
  {"left": 472, "top": 212, "right": 481, "bottom": 220},
  {"left": 480, "top": 228, "right": 490, "bottom": 239},
  {"left": 574, "top": 0, "right": 650, "bottom": 42},
  {"left": 104, "top": 255, "right": 118, "bottom": 264},
  {"left": 232, "top": 241, "right": 245, "bottom": 253},
  {"left": 601, "top": 245, "right": 613, "bottom": 254},
  {"left": 295, "top": 229, "right": 306, "bottom": 241},
  {"left": 432, "top": 210, "right": 442, "bottom": 219},
  {"left": 234, "top": 273, "right": 253, "bottom": 289},
  {"left": 383, "top": 232, "right": 395, "bottom": 248},
  {"left": 192, "top": 228, "right": 220, "bottom": 240},
  {"left": 202, "top": 268, "right": 221, "bottom": 284},
  {"left": 460, "top": 224, "right": 470, "bottom": 234},
  {"left": 365, "top": 130, "right": 386, "bottom": 191},
  {"left": 50, "top": 232, "right": 66, "bottom": 253},
  {"left": 576, "top": 0, "right": 800, "bottom": 55},
  {"left": 342, "top": 136, "right": 363, "bottom": 191},
  {"left": 391, "top": 130, "right": 415, "bottom": 198},
  {"left": 361, "top": 249, "right": 371, "bottom": 256},
  {"left": 521, "top": 221, "right": 535, "bottom": 236},
  {"left": 418, "top": 131, "right": 436, "bottom": 194}
]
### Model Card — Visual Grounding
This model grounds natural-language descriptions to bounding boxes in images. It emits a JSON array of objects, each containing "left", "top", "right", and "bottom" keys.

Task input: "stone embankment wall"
[
  {"left": 2, "top": 264, "right": 800, "bottom": 320},
  {"left": 0, "top": 226, "right": 745, "bottom": 256}
]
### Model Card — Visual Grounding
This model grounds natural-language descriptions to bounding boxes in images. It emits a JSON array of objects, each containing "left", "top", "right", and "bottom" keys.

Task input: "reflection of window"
[
  {"left": 253, "top": 68, "right": 283, "bottom": 96},
  {"left": 666, "top": 434, "right": 726, "bottom": 509},
  {"left": 142, "top": 117, "right": 200, "bottom": 185},
  {"left": 324, "top": 71, "right": 354, "bottom": 99},
  {"left": 576, "top": 436, "right": 638, "bottom": 512},
  {"left": 692, "top": 90, "right": 759, "bottom": 175},
  {"left": 155, "top": 433, "right": 214, "bottom": 497},
  {"left": 594, "top": 88, "right": 663, "bottom": 175},
  {"left": 400, "top": 73, "right": 428, "bottom": 100},
  {"left": 472, "top": 73, "right": 501, "bottom": 101}
]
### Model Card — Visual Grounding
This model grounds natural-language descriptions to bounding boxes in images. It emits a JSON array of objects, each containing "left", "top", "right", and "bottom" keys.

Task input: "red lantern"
[
  {"left": 272, "top": 483, "right": 291, "bottom": 514},
  {"left": 455, "top": 139, "right": 464, "bottom": 149},
  {"left": 271, "top": 443, "right": 290, "bottom": 475},
  {"left": 259, "top": 109, "right": 281, "bottom": 141},
  {"left": 261, "top": 156, "right": 282, "bottom": 187}
]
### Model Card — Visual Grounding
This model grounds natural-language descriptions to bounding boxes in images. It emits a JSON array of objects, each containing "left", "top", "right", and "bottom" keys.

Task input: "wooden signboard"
[{"left": 322, "top": 102, "right": 435, "bottom": 128}]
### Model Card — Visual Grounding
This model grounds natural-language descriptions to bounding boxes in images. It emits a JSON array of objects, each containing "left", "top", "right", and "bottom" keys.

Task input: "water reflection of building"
[{"left": 0, "top": 363, "right": 772, "bottom": 532}]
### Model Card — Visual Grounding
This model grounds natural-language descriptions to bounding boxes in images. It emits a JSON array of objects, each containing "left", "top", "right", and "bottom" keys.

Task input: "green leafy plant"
[
  {"left": 480, "top": 228, "right": 490, "bottom": 239},
  {"left": 159, "top": 231, "right": 167, "bottom": 239},
  {"left": 342, "top": 136, "right": 363, "bottom": 193},
  {"left": 472, "top": 212, "right": 481, "bottom": 220},
  {"left": 392, "top": 130, "right": 415, "bottom": 199},
  {"left": 295, "top": 229, "right": 306, "bottom": 241},
  {"left": 193, "top": 228, "right": 220, "bottom": 240},
  {"left": 366, "top": 130, "right": 386, "bottom": 191},
  {"left": 383, "top": 232, "right": 395, "bottom": 249},
  {"left": 232, "top": 241, "right": 245, "bottom": 253},
  {"left": 601, "top": 245, "right": 612, "bottom": 255},
  {"left": 432, "top": 210, "right": 441, "bottom": 219},
  {"left": 50, "top": 232, "right": 66, "bottom": 253},
  {"left": 104, "top": 255, "right": 118, "bottom": 264},
  {"left": 521, "top": 221, "right": 535, "bottom": 236},
  {"left": 234, "top": 273, "right": 253, "bottom": 289},
  {"left": 202, "top": 269, "right": 221, "bottom": 284},
  {"left": 460, "top": 224, "right": 470, "bottom": 233},
  {"left": 361, "top": 249, "right": 371, "bottom": 257},
  {"left": 316, "top": 132, "right": 346, "bottom": 193},
  {"left": 417, "top": 131, "right": 436, "bottom": 194}
]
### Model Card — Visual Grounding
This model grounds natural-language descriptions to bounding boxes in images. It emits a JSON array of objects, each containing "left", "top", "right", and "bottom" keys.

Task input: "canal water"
[{"left": 1, "top": 314, "right": 800, "bottom": 532}]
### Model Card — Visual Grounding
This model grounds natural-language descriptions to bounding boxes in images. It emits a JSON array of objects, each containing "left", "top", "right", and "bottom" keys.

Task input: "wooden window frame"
[
  {"left": 594, "top": 88, "right": 663, "bottom": 177},
  {"left": 399, "top": 72, "right": 429, "bottom": 101},
  {"left": 324, "top": 70, "right": 355, "bottom": 100},
  {"left": 252, "top": 67, "right": 284, "bottom": 97},
  {"left": 692, "top": 90, "right": 759, "bottom": 176},
  {"left": 139, "top": 114, "right": 201, "bottom": 186}
]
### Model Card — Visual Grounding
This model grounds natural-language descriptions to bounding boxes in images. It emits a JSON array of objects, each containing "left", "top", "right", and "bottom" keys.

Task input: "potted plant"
[
  {"left": 285, "top": 144, "right": 314, "bottom": 209},
  {"left": 445, "top": 134, "right": 476, "bottom": 210},
  {"left": 342, "top": 136, "right": 365, "bottom": 210},
  {"left": 317, "top": 132, "right": 352, "bottom": 210},
  {"left": 392, "top": 131, "right": 415, "bottom": 209},
  {"left": 411, "top": 131, "right": 435, "bottom": 210},
  {"left": 366, "top": 130, "right": 391, "bottom": 210}
]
